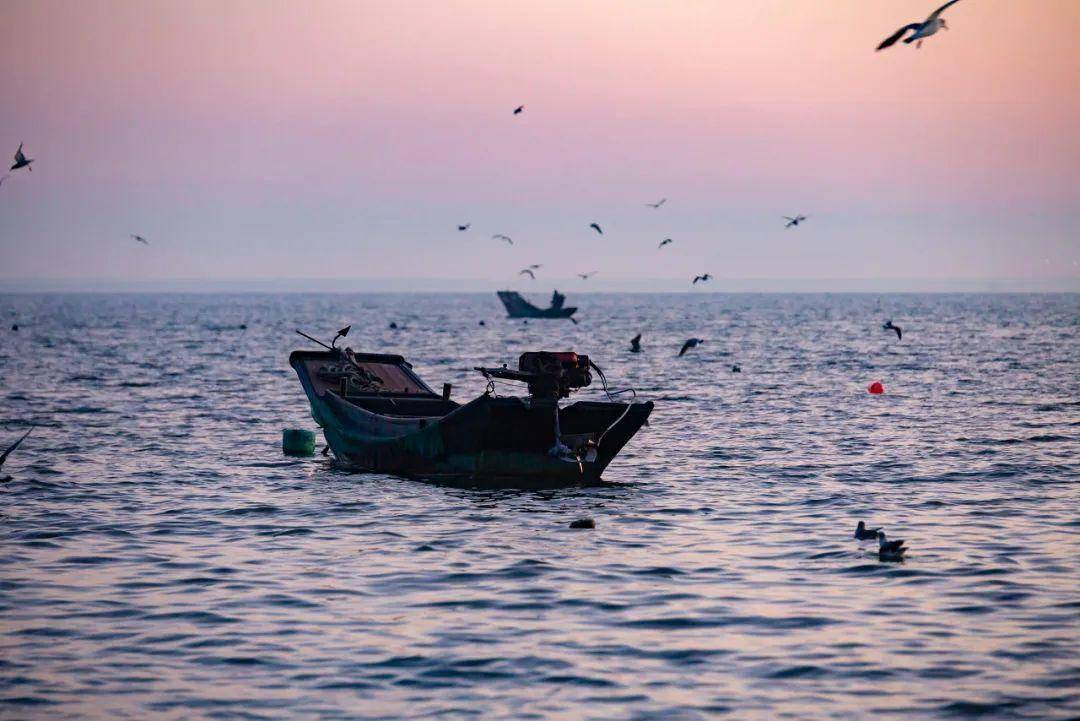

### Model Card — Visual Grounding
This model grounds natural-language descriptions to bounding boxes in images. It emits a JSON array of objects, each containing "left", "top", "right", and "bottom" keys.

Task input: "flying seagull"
[
  {"left": 131, "top": 234, "right": 149, "bottom": 245},
  {"left": 457, "top": 223, "right": 470, "bottom": 231},
  {"left": 0, "top": 427, "right": 32, "bottom": 481},
  {"left": 513, "top": 105, "right": 524, "bottom": 115},
  {"left": 784, "top": 215, "right": 807, "bottom": 228},
  {"left": 527, "top": 264, "right": 542, "bottom": 270},
  {"left": 493, "top": 234, "right": 513, "bottom": 245},
  {"left": 658, "top": 238, "right": 673, "bottom": 249},
  {"left": 877, "top": 0, "right": 961, "bottom": 51},
  {"left": 589, "top": 223, "right": 603, "bottom": 235},
  {"left": 679, "top": 338, "right": 704, "bottom": 357},
  {"left": 577, "top": 271, "right": 598, "bottom": 280},
  {"left": 518, "top": 269, "right": 536, "bottom": 279},
  {"left": 630, "top": 334, "right": 642, "bottom": 353},
  {"left": 646, "top": 198, "right": 667, "bottom": 209},
  {"left": 692, "top": 273, "right": 712, "bottom": 285},
  {"left": 10, "top": 143, "right": 32, "bottom": 172},
  {"left": 883, "top": 320, "right": 902, "bottom": 341},
  {"left": 878, "top": 532, "right": 908, "bottom": 562},
  {"left": 855, "top": 521, "right": 881, "bottom": 540}
]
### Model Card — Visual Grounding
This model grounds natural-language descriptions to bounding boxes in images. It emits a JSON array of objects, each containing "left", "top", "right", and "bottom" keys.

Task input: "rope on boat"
[
  {"left": 589, "top": 359, "right": 636, "bottom": 447},
  {"left": 548, "top": 400, "right": 582, "bottom": 473}
]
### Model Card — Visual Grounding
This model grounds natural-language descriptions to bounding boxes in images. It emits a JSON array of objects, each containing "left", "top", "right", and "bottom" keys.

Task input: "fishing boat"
[
  {"left": 290, "top": 329, "right": 652, "bottom": 484},
  {"left": 497, "top": 290, "right": 577, "bottom": 319}
]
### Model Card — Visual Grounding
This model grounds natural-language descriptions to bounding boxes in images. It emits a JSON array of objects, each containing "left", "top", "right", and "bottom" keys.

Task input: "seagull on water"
[
  {"left": 0, "top": 427, "right": 32, "bottom": 482},
  {"left": 883, "top": 320, "right": 902, "bottom": 341},
  {"left": 646, "top": 198, "right": 667, "bottom": 209},
  {"left": 692, "top": 273, "right": 712, "bottom": 285},
  {"left": 513, "top": 105, "right": 524, "bottom": 115},
  {"left": 630, "top": 334, "right": 642, "bottom": 353},
  {"left": 878, "top": 532, "right": 908, "bottom": 562},
  {"left": 784, "top": 215, "right": 807, "bottom": 228},
  {"left": 10, "top": 143, "right": 33, "bottom": 172},
  {"left": 131, "top": 234, "right": 149, "bottom": 245},
  {"left": 855, "top": 521, "right": 881, "bottom": 540},
  {"left": 679, "top": 338, "right": 704, "bottom": 357},
  {"left": 493, "top": 234, "right": 513, "bottom": 245},
  {"left": 518, "top": 268, "right": 536, "bottom": 279},
  {"left": 577, "top": 271, "right": 598, "bottom": 280},
  {"left": 658, "top": 238, "right": 673, "bottom": 249},
  {"left": 589, "top": 223, "right": 603, "bottom": 235},
  {"left": 877, "top": 0, "right": 961, "bottom": 51},
  {"left": 457, "top": 223, "right": 471, "bottom": 231}
]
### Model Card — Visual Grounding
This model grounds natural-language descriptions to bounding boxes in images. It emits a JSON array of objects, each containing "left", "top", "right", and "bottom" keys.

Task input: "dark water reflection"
[{"left": 1, "top": 292, "right": 1078, "bottom": 719}]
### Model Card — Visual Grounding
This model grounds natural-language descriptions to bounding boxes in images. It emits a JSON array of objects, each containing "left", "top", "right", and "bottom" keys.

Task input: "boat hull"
[{"left": 317, "top": 392, "right": 651, "bottom": 484}]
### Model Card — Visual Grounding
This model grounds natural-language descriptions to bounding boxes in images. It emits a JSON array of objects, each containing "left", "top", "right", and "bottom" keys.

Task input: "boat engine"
[{"left": 476, "top": 351, "right": 592, "bottom": 399}]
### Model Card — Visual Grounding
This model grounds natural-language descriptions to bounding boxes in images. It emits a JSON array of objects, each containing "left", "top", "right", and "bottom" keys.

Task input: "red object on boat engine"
[
  {"left": 518, "top": 351, "right": 592, "bottom": 398},
  {"left": 868, "top": 381, "right": 884, "bottom": 395}
]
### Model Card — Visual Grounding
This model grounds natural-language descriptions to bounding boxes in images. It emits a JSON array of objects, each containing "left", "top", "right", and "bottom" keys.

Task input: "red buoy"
[{"left": 868, "top": 381, "right": 884, "bottom": 395}]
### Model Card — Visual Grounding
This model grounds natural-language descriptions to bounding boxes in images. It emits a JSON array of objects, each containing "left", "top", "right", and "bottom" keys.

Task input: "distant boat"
[{"left": 497, "top": 290, "right": 577, "bottom": 319}]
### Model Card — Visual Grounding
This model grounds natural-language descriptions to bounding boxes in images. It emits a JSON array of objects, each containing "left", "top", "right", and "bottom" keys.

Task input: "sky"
[{"left": 1, "top": 0, "right": 1078, "bottom": 290}]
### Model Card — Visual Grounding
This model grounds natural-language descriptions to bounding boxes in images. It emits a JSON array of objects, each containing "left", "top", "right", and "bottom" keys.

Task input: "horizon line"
[{"left": 1, "top": 276, "right": 1078, "bottom": 294}]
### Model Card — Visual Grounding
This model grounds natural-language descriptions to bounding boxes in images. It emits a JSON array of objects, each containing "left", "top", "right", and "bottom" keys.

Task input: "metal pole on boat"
[{"left": 295, "top": 329, "right": 334, "bottom": 351}]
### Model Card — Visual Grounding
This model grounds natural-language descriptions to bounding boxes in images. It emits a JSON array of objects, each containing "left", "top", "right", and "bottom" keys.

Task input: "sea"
[{"left": 1, "top": 292, "right": 1077, "bottom": 720}]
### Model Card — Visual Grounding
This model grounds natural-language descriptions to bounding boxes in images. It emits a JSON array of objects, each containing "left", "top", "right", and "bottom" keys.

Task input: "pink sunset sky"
[{"left": 1, "top": 0, "right": 1078, "bottom": 289}]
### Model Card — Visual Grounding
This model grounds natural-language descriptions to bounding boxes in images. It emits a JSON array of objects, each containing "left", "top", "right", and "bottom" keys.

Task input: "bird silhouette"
[
  {"left": 878, "top": 532, "right": 908, "bottom": 562},
  {"left": 679, "top": 338, "right": 704, "bottom": 356},
  {"left": 658, "top": 238, "right": 673, "bottom": 249},
  {"left": 883, "top": 320, "right": 902, "bottom": 341},
  {"left": 630, "top": 334, "right": 642, "bottom": 353},
  {"left": 457, "top": 223, "right": 470, "bottom": 231},
  {"left": 646, "top": 198, "right": 667, "bottom": 209},
  {"left": 518, "top": 269, "right": 536, "bottom": 279},
  {"left": 131, "top": 234, "right": 149, "bottom": 245},
  {"left": 877, "top": 0, "right": 961, "bottom": 50},
  {"left": 513, "top": 105, "right": 524, "bottom": 115},
  {"left": 855, "top": 521, "right": 881, "bottom": 540},
  {"left": 493, "top": 234, "right": 513, "bottom": 245},
  {"left": 10, "top": 143, "right": 33, "bottom": 172},
  {"left": 527, "top": 264, "right": 542, "bottom": 270},
  {"left": 784, "top": 215, "right": 807, "bottom": 228},
  {"left": 692, "top": 274, "right": 712, "bottom": 285},
  {"left": 0, "top": 427, "right": 32, "bottom": 481},
  {"left": 577, "top": 271, "right": 598, "bottom": 280},
  {"left": 589, "top": 223, "right": 603, "bottom": 235}
]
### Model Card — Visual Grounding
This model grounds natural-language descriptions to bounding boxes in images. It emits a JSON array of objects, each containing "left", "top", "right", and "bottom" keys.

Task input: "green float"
[{"left": 282, "top": 428, "right": 317, "bottom": 457}]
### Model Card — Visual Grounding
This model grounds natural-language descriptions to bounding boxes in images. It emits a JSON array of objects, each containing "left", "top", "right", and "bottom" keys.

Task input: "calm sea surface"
[{"left": 1, "top": 292, "right": 1077, "bottom": 720}]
